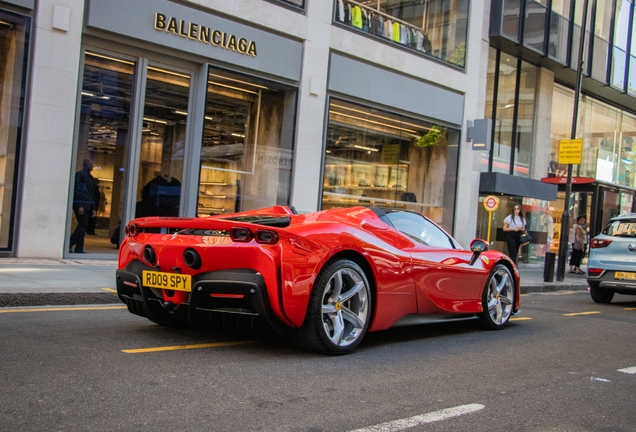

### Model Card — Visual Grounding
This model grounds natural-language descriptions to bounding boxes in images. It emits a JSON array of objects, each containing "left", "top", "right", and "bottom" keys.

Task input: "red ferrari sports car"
[{"left": 116, "top": 206, "right": 520, "bottom": 354}]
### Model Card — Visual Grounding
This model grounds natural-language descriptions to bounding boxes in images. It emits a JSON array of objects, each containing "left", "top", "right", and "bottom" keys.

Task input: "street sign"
[
  {"left": 558, "top": 139, "right": 583, "bottom": 164},
  {"left": 483, "top": 195, "right": 499, "bottom": 211},
  {"left": 483, "top": 195, "right": 499, "bottom": 244},
  {"left": 541, "top": 176, "right": 595, "bottom": 184}
]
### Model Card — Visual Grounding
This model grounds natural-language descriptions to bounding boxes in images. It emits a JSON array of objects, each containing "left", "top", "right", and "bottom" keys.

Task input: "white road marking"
[
  {"left": 591, "top": 377, "right": 611, "bottom": 382},
  {"left": 349, "top": 403, "right": 485, "bottom": 432},
  {"left": 618, "top": 366, "right": 636, "bottom": 374}
]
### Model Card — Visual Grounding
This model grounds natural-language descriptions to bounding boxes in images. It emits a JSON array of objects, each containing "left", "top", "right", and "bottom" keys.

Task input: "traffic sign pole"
[
  {"left": 556, "top": 0, "right": 588, "bottom": 282},
  {"left": 483, "top": 196, "right": 499, "bottom": 245}
]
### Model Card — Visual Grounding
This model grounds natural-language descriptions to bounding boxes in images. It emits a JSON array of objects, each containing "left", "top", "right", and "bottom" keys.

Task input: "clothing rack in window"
[
  {"left": 335, "top": 0, "right": 432, "bottom": 54},
  {"left": 345, "top": 0, "right": 429, "bottom": 35}
]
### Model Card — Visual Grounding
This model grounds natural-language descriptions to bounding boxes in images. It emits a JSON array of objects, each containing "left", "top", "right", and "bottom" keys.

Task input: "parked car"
[
  {"left": 116, "top": 205, "right": 520, "bottom": 355},
  {"left": 587, "top": 213, "right": 636, "bottom": 303}
]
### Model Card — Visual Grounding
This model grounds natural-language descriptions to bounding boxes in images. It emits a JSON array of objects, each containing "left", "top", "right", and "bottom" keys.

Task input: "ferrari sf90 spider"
[{"left": 116, "top": 206, "right": 520, "bottom": 354}]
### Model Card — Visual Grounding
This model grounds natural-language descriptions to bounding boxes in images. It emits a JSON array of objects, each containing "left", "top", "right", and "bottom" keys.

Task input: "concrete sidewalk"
[{"left": 0, "top": 258, "right": 590, "bottom": 307}]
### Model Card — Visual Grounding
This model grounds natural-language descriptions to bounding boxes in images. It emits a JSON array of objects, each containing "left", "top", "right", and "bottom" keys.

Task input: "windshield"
[{"left": 602, "top": 220, "right": 636, "bottom": 237}]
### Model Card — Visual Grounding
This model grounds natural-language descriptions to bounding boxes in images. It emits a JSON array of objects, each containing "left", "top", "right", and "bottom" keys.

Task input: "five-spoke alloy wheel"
[
  {"left": 479, "top": 264, "right": 515, "bottom": 329},
  {"left": 288, "top": 259, "right": 372, "bottom": 355}
]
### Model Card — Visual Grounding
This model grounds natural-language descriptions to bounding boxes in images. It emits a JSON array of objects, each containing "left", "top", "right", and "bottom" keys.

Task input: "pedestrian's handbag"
[{"left": 520, "top": 231, "right": 532, "bottom": 246}]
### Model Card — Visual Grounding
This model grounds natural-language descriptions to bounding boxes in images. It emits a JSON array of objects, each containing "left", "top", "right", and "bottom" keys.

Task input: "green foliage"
[{"left": 415, "top": 125, "right": 447, "bottom": 148}]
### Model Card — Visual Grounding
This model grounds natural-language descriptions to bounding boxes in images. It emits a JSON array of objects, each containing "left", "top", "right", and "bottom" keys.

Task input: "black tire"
[
  {"left": 590, "top": 285, "right": 614, "bottom": 303},
  {"left": 479, "top": 264, "right": 515, "bottom": 330},
  {"left": 287, "top": 259, "right": 372, "bottom": 355}
]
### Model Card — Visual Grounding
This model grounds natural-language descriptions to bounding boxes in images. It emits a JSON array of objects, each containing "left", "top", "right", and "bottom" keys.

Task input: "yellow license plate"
[
  {"left": 615, "top": 271, "right": 636, "bottom": 280},
  {"left": 142, "top": 271, "right": 191, "bottom": 292}
]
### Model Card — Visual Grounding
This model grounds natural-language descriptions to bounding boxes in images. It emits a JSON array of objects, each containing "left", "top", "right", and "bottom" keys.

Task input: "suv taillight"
[
  {"left": 591, "top": 239, "right": 612, "bottom": 248},
  {"left": 125, "top": 223, "right": 139, "bottom": 237},
  {"left": 588, "top": 268, "right": 603, "bottom": 276}
]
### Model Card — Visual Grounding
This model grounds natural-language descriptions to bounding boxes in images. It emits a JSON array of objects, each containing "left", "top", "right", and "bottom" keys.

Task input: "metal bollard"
[{"left": 543, "top": 252, "right": 555, "bottom": 282}]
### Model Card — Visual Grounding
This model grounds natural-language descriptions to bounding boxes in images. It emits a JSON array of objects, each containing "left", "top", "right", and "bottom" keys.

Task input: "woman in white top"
[
  {"left": 503, "top": 204, "right": 526, "bottom": 265},
  {"left": 569, "top": 215, "right": 587, "bottom": 274}
]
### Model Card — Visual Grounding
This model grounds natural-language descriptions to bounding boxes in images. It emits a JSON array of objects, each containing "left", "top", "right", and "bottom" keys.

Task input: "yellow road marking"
[
  {"left": 122, "top": 340, "right": 254, "bottom": 353},
  {"left": 0, "top": 306, "right": 126, "bottom": 313},
  {"left": 101, "top": 288, "right": 117, "bottom": 293},
  {"left": 625, "top": 308, "right": 636, "bottom": 311},
  {"left": 563, "top": 311, "right": 601, "bottom": 316},
  {"left": 510, "top": 317, "right": 532, "bottom": 321}
]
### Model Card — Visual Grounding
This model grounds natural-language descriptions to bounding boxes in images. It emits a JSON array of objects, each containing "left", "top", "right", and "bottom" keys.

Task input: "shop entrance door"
[
  {"left": 67, "top": 53, "right": 197, "bottom": 257},
  {"left": 133, "top": 65, "right": 192, "bottom": 219}
]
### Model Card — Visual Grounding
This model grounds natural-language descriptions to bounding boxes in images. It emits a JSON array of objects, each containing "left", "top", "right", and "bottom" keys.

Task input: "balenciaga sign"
[{"left": 154, "top": 13, "right": 257, "bottom": 57}]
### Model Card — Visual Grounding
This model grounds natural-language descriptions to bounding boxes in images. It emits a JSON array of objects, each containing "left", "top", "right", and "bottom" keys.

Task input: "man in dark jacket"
[{"left": 69, "top": 158, "right": 98, "bottom": 253}]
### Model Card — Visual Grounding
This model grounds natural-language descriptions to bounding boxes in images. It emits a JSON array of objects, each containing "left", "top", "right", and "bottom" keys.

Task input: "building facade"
[{"left": 0, "top": 0, "right": 634, "bottom": 260}]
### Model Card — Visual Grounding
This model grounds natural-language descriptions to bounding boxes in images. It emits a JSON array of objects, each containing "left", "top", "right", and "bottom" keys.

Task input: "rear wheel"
[
  {"left": 590, "top": 284, "right": 614, "bottom": 303},
  {"left": 479, "top": 264, "right": 515, "bottom": 330},
  {"left": 287, "top": 259, "right": 372, "bottom": 355}
]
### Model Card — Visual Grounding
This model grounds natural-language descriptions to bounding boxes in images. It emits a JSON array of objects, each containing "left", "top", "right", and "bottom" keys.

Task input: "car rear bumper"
[
  {"left": 116, "top": 260, "right": 285, "bottom": 332},
  {"left": 587, "top": 270, "right": 636, "bottom": 294}
]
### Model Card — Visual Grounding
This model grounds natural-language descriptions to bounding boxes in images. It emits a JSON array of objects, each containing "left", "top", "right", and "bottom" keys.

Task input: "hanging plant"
[{"left": 415, "top": 125, "right": 447, "bottom": 148}]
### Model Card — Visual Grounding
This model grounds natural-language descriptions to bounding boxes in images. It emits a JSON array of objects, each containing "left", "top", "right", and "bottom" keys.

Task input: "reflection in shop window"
[
  {"left": 68, "top": 52, "right": 135, "bottom": 255},
  {"left": 334, "top": 0, "right": 468, "bottom": 67},
  {"left": 322, "top": 99, "right": 458, "bottom": 233},
  {"left": 135, "top": 67, "right": 190, "bottom": 219},
  {"left": 197, "top": 68, "right": 296, "bottom": 216},
  {"left": 0, "top": 11, "right": 29, "bottom": 251}
]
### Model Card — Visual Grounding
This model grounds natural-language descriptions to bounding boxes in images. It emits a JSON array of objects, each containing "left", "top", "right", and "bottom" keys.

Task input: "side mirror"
[{"left": 469, "top": 239, "right": 489, "bottom": 266}]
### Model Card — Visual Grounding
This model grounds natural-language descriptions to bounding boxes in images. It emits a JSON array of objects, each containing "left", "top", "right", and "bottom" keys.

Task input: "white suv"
[{"left": 587, "top": 213, "right": 636, "bottom": 303}]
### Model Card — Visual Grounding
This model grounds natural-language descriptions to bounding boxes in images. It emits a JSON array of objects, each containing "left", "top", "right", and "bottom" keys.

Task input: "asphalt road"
[{"left": 1, "top": 291, "right": 635, "bottom": 432}]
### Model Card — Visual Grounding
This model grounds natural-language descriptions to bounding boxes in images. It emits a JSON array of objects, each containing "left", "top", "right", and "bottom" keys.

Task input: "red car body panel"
[{"left": 117, "top": 206, "right": 520, "bottom": 333}]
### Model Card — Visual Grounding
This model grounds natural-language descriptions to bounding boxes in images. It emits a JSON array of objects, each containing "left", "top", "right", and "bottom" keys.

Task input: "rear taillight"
[
  {"left": 255, "top": 230, "right": 279, "bottom": 245},
  {"left": 591, "top": 239, "right": 612, "bottom": 248},
  {"left": 588, "top": 268, "right": 603, "bottom": 276},
  {"left": 231, "top": 227, "right": 253, "bottom": 242},
  {"left": 125, "top": 223, "right": 139, "bottom": 237}
]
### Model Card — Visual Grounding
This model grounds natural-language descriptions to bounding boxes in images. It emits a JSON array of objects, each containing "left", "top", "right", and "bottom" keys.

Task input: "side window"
[{"left": 386, "top": 212, "right": 453, "bottom": 248}]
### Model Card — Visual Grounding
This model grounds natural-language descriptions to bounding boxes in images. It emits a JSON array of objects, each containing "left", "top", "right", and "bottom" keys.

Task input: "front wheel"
[
  {"left": 287, "top": 259, "right": 372, "bottom": 355},
  {"left": 479, "top": 264, "right": 515, "bottom": 330}
]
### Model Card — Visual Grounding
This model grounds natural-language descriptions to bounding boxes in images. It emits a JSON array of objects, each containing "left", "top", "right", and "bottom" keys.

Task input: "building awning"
[{"left": 479, "top": 172, "right": 557, "bottom": 201}]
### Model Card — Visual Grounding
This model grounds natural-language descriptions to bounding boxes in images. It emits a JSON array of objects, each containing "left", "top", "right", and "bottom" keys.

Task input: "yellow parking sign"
[{"left": 559, "top": 139, "right": 583, "bottom": 164}]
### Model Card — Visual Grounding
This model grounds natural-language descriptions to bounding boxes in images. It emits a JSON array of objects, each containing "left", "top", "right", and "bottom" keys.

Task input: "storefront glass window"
[
  {"left": 135, "top": 67, "right": 190, "bottom": 219},
  {"left": 583, "top": 99, "right": 621, "bottom": 183},
  {"left": 501, "top": 0, "right": 522, "bottom": 41},
  {"left": 547, "top": 84, "right": 576, "bottom": 178},
  {"left": 334, "top": 0, "right": 469, "bottom": 67},
  {"left": 548, "top": 0, "right": 570, "bottom": 63},
  {"left": 524, "top": 0, "right": 547, "bottom": 52},
  {"left": 617, "top": 112, "right": 636, "bottom": 188},
  {"left": 0, "top": 10, "right": 29, "bottom": 251},
  {"left": 513, "top": 61, "right": 537, "bottom": 177},
  {"left": 492, "top": 54, "right": 518, "bottom": 174},
  {"left": 611, "top": 0, "right": 631, "bottom": 90},
  {"left": 584, "top": 1, "right": 612, "bottom": 83},
  {"left": 69, "top": 52, "right": 135, "bottom": 254},
  {"left": 197, "top": 68, "right": 296, "bottom": 216},
  {"left": 322, "top": 98, "right": 459, "bottom": 233}
]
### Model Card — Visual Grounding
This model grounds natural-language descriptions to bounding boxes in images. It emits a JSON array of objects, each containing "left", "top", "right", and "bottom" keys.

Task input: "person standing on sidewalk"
[
  {"left": 69, "top": 158, "right": 98, "bottom": 253},
  {"left": 503, "top": 204, "right": 526, "bottom": 265},
  {"left": 569, "top": 215, "right": 587, "bottom": 275}
]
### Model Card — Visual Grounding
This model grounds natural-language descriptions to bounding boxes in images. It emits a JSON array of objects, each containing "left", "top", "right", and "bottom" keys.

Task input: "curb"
[
  {"left": 520, "top": 284, "right": 588, "bottom": 294},
  {"left": 0, "top": 292, "right": 122, "bottom": 308},
  {"left": 0, "top": 284, "right": 591, "bottom": 308}
]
